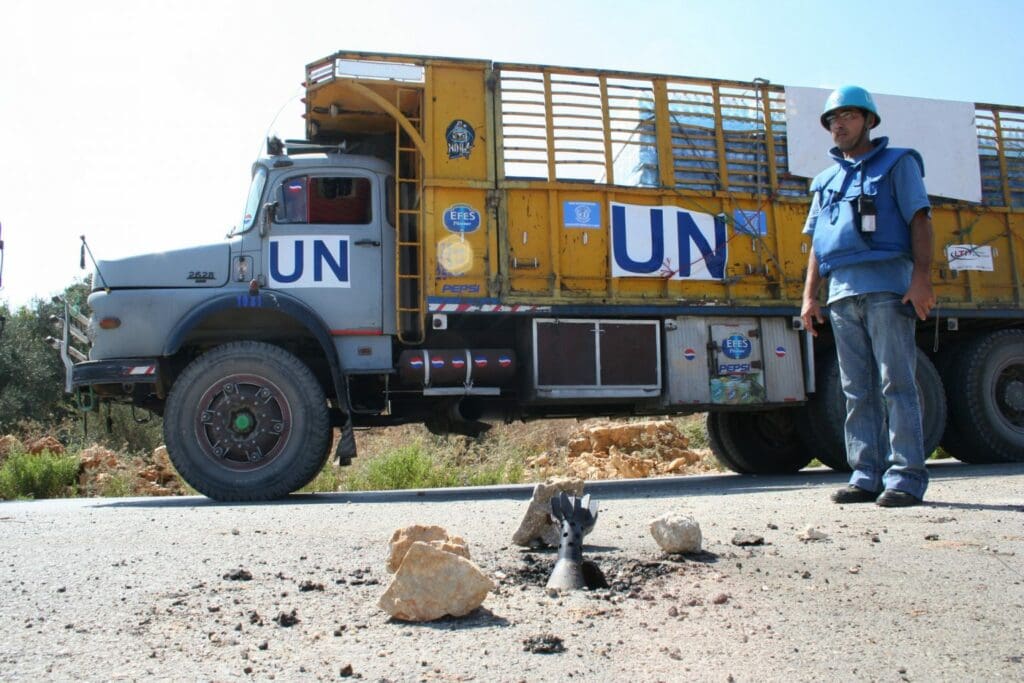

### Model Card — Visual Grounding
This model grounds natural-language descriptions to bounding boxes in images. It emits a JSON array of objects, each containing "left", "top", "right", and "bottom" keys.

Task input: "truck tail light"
[{"left": 99, "top": 317, "right": 121, "bottom": 330}]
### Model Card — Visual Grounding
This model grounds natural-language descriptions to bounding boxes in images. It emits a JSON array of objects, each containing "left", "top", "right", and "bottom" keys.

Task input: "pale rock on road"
[{"left": 1, "top": 460, "right": 1023, "bottom": 681}]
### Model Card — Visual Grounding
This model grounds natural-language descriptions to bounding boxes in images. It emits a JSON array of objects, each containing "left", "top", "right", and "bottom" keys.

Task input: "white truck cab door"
[{"left": 264, "top": 174, "right": 383, "bottom": 334}]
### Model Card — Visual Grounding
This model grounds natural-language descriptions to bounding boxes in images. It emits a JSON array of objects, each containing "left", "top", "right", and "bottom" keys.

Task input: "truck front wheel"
[{"left": 163, "top": 342, "right": 331, "bottom": 501}]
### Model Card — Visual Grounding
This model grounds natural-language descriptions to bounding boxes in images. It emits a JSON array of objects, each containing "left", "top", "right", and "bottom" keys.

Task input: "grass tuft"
[
  {"left": 0, "top": 450, "right": 79, "bottom": 500},
  {"left": 675, "top": 414, "right": 709, "bottom": 450},
  {"left": 336, "top": 441, "right": 525, "bottom": 492}
]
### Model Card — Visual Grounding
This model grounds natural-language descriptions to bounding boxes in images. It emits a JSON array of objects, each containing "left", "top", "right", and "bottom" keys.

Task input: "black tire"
[
  {"left": 800, "top": 349, "right": 850, "bottom": 471},
  {"left": 707, "top": 410, "right": 812, "bottom": 474},
  {"left": 935, "top": 336, "right": 995, "bottom": 463},
  {"left": 916, "top": 351, "right": 948, "bottom": 458},
  {"left": 163, "top": 342, "right": 331, "bottom": 501},
  {"left": 706, "top": 412, "right": 753, "bottom": 474},
  {"left": 941, "top": 329, "right": 1024, "bottom": 463},
  {"left": 802, "top": 346, "right": 947, "bottom": 470}
]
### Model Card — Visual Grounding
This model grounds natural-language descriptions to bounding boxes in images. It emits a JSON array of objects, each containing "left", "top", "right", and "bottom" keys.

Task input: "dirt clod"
[
  {"left": 274, "top": 610, "right": 299, "bottom": 627},
  {"left": 523, "top": 634, "right": 566, "bottom": 654},
  {"left": 731, "top": 533, "right": 765, "bottom": 546},
  {"left": 223, "top": 568, "right": 253, "bottom": 581}
]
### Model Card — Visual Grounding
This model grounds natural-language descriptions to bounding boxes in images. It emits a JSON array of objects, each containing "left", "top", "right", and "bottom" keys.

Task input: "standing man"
[{"left": 801, "top": 86, "right": 936, "bottom": 507}]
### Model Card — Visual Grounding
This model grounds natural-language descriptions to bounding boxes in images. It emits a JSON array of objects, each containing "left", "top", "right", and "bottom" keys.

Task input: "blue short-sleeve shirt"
[{"left": 803, "top": 152, "right": 930, "bottom": 304}]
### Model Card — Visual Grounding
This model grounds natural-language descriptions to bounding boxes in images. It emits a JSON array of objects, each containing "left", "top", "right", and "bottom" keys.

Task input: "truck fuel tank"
[{"left": 398, "top": 349, "right": 516, "bottom": 387}]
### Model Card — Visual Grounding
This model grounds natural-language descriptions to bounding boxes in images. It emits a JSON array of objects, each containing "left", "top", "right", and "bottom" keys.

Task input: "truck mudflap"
[{"left": 71, "top": 359, "right": 161, "bottom": 389}]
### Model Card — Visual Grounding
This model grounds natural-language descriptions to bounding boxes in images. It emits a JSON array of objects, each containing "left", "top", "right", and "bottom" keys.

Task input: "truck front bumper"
[{"left": 71, "top": 359, "right": 162, "bottom": 391}]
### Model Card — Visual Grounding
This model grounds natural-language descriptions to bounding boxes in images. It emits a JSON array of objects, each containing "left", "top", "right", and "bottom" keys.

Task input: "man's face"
[{"left": 826, "top": 107, "right": 868, "bottom": 152}]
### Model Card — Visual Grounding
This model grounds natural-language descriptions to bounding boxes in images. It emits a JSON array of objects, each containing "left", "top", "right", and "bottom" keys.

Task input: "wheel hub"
[
  {"left": 232, "top": 411, "right": 255, "bottom": 434},
  {"left": 194, "top": 375, "right": 292, "bottom": 470},
  {"left": 997, "top": 366, "right": 1024, "bottom": 427}
]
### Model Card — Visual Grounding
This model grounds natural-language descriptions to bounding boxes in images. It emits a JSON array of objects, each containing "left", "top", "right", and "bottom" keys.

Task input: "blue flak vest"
[{"left": 810, "top": 137, "right": 925, "bottom": 276}]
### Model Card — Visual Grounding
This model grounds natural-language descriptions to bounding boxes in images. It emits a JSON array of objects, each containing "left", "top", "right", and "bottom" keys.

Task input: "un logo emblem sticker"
[{"left": 446, "top": 119, "right": 475, "bottom": 160}]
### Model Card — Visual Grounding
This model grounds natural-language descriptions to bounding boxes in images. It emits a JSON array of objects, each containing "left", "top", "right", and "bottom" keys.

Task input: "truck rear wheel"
[
  {"left": 707, "top": 409, "right": 812, "bottom": 474},
  {"left": 706, "top": 411, "right": 751, "bottom": 473},
  {"left": 941, "top": 329, "right": 1024, "bottom": 463},
  {"left": 802, "top": 347, "right": 947, "bottom": 471},
  {"left": 163, "top": 342, "right": 331, "bottom": 501}
]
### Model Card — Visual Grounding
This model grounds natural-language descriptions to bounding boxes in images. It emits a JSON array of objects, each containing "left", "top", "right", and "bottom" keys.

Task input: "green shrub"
[
  {"left": 98, "top": 472, "right": 133, "bottom": 498},
  {"left": 0, "top": 451, "right": 79, "bottom": 500},
  {"left": 462, "top": 460, "right": 524, "bottom": 487},
  {"left": 340, "top": 441, "right": 525, "bottom": 492},
  {"left": 345, "top": 444, "right": 449, "bottom": 491},
  {"left": 676, "top": 414, "right": 709, "bottom": 450},
  {"left": 300, "top": 464, "right": 345, "bottom": 494}
]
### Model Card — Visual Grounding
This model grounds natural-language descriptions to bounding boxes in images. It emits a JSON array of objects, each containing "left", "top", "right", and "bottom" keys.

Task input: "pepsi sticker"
[
  {"left": 683, "top": 348, "right": 696, "bottom": 361},
  {"left": 775, "top": 346, "right": 786, "bottom": 358}
]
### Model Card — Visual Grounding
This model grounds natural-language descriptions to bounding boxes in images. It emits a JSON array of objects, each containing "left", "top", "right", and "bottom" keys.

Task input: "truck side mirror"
[{"left": 259, "top": 201, "right": 278, "bottom": 237}]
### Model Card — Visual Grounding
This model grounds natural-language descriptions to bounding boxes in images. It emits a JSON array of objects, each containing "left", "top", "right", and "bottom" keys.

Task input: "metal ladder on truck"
[{"left": 395, "top": 86, "right": 425, "bottom": 344}]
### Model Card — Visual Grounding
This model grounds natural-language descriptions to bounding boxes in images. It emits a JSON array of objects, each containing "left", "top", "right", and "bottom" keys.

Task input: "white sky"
[{"left": 2, "top": 0, "right": 1022, "bottom": 307}]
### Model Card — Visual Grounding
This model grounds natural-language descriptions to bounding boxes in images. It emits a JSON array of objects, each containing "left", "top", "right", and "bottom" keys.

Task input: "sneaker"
[
  {"left": 831, "top": 485, "right": 878, "bottom": 504},
  {"left": 875, "top": 489, "right": 922, "bottom": 507}
]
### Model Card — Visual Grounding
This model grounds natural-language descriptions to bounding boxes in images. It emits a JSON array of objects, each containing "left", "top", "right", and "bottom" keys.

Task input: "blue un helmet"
[{"left": 820, "top": 85, "right": 881, "bottom": 130}]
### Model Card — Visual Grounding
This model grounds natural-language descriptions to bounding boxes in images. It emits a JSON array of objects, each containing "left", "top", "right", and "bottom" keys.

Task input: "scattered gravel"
[{"left": 1, "top": 461, "right": 1022, "bottom": 680}]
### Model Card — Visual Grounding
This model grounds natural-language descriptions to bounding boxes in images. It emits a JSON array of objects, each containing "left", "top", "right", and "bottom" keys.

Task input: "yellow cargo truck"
[{"left": 62, "top": 50, "right": 1024, "bottom": 500}]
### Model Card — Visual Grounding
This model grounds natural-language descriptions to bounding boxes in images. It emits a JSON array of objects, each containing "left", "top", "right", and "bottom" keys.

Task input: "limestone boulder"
[
  {"left": 386, "top": 525, "right": 469, "bottom": 573},
  {"left": 512, "top": 477, "right": 585, "bottom": 547},
  {"left": 563, "top": 419, "right": 705, "bottom": 480},
  {"left": 649, "top": 512, "right": 702, "bottom": 554},
  {"left": 78, "top": 445, "right": 119, "bottom": 471},
  {"left": 27, "top": 436, "right": 64, "bottom": 455},
  {"left": 378, "top": 541, "right": 493, "bottom": 621},
  {"left": 135, "top": 446, "right": 185, "bottom": 495}
]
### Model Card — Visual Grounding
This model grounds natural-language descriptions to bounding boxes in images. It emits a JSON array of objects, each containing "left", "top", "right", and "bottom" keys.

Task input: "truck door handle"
[{"left": 354, "top": 239, "right": 381, "bottom": 247}]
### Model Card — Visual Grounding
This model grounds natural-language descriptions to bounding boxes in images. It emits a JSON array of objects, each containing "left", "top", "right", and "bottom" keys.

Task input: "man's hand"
[
  {"left": 801, "top": 296, "right": 825, "bottom": 337},
  {"left": 902, "top": 272, "right": 935, "bottom": 320},
  {"left": 802, "top": 249, "right": 825, "bottom": 337}
]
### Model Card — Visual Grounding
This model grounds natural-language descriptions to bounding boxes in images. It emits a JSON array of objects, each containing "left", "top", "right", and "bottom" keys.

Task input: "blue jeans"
[{"left": 829, "top": 293, "right": 929, "bottom": 499}]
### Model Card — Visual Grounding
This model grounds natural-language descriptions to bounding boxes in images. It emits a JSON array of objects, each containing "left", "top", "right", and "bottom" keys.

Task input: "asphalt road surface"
[{"left": 2, "top": 460, "right": 1023, "bottom": 681}]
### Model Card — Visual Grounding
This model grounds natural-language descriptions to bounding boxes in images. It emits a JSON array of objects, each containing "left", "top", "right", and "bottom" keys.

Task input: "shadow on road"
[
  {"left": 92, "top": 459, "right": 1024, "bottom": 511},
  {"left": 920, "top": 500, "right": 1024, "bottom": 513}
]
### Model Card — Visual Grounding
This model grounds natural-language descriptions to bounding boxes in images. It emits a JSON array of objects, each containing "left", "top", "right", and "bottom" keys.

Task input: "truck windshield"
[{"left": 238, "top": 167, "right": 268, "bottom": 234}]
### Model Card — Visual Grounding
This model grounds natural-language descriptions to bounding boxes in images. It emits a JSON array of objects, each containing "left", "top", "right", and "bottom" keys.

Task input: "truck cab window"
[
  {"left": 274, "top": 176, "right": 372, "bottom": 225},
  {"left": 238, "top": 166, "right": 267, "bottom": 233}
]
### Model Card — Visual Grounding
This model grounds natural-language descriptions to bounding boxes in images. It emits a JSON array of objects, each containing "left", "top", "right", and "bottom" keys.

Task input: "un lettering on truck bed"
[{"left": 610, "top": 203, "right": 728, "bottom": 280}]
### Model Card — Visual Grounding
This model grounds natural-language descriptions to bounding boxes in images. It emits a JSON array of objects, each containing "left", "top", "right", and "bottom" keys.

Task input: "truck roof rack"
[{"left": 267, "top": 136, "right": 348, "bottom": 156}]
